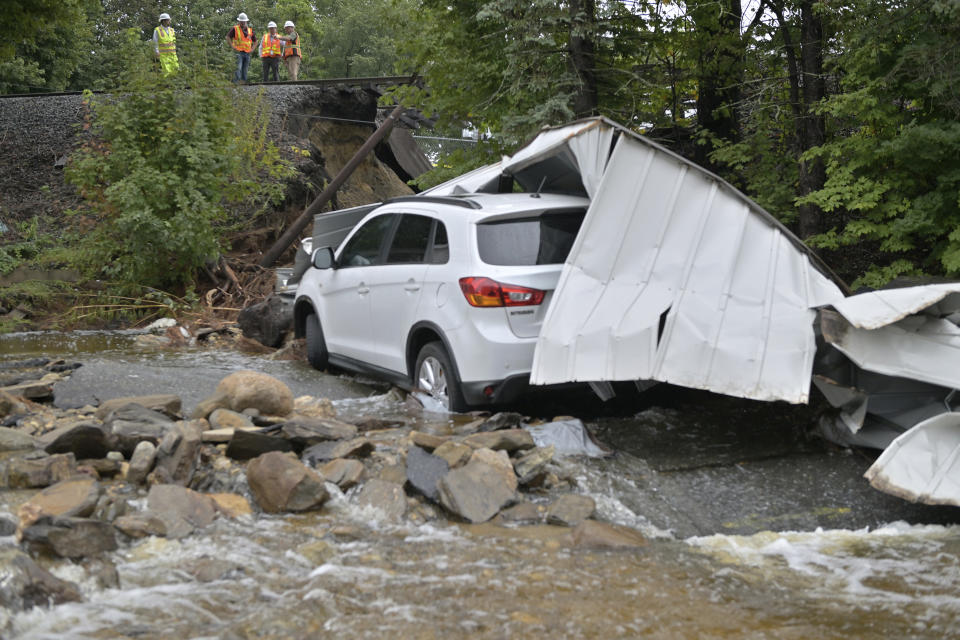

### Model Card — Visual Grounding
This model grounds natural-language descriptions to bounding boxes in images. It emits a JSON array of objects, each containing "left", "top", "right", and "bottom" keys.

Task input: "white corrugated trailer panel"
[
  {"left": 530, "top": 132, "right": 845, "bottom": 403},
  {"left": 830, "top": 283, "right": 960, "bottom": 330}
]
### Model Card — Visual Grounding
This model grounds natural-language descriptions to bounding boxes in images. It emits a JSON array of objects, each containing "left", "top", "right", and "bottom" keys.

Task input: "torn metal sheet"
[
  {"left": 829, "top": 283, "right": 960, "bottom": 330},
  {"left": 520, "top": 119, "right": 846, "bottom": 403},
  {"left": 864, "top": 412, "right": 960, "bottom": 506}
]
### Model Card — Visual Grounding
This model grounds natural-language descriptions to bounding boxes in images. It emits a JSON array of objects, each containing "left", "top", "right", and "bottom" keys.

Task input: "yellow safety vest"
[
  {"left": 231, "top": 25, "right": 253, "bottom": 53},
  {"left": 155, "top": 26, "right": 176, "bottom": 55},
  {"left": 283, "top": 35, "right": 301, "bottom": 59},
  {"left": 260, "top": 34, "right": 282, "bottom": 58}
]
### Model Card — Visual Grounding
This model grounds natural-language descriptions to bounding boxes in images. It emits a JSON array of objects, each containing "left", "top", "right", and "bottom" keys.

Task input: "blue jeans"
[{"left": 234, "top": 51, "right": 250, "bottom": 82}]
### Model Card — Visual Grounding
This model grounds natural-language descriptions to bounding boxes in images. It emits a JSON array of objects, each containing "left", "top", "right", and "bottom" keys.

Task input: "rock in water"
[
  {"left": 18, "top": 476, "right": 101, "bottom": 525},
  {"left": 215, "top": 371, "right": 294, "bottom": 416},
  {"left": 94, "top": 394, "right": 182, "bottom": 420},
  {"left": 546, "top": 494, "right": 596, "bottom": 527},
  {"left": 126, "top": 441, "right": 157, "bottom": 485},
  {"left": 356, "top": 478, "right": 407, "bottom": 522},
  {"left": 225, "top": 429, "right": 295, "bottom": 460},
  {"left": 103, "top": 403, "right": 176, "bottom": 455},
  {"left": 570, "top": 520, "right": 647, "bottom": 549},
  {"left": 0, "top": 426, "right": 38, "bottom": 452},
  {"left": 437, "top": 459, "right": 517, "bottom": 523},
  {"left": 41, "top": 422, "right": 111, "bottom": 459},
  {"left": 20, "top": 516, "right": 118, "bottom": 558},
  {"left": 150, "top": 420, "right": 204, "bottom": 486},
  {"left": 246, "top": 451, "right": 328, "bottom": 513},
  {"left": 405, "top": 445, "right": 449, "bottom": 501},
  {"left": 238, "top": 294, "right": 293, "bottom": 348},
  {"left": 320, "top": 458, "right": 365, "bottom": 489},
  {"left": 0, "top": 548, "right": 82, "bottom": 613},
  {"left": 145, "top": 484, "right": 217, "bottom": 538}
]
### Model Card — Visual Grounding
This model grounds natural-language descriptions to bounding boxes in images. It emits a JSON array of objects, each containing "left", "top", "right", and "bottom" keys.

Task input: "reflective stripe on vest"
[
  {"left": 232, "top": 25, "right": 253, "bottom": 52},
  {"left": 260, "top": 34, "right": 282, "bottom": 58},
  {"left": 283, "top": 35, "right": 301, "bottom": 59},
  {"left": 155, "top": 26, "right": 176, "bottom": 54}
]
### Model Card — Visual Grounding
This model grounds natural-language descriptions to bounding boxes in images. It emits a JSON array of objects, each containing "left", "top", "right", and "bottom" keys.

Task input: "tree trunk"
[
  {"left": 568, "top": 0, "right": 598, "bottom": 118},
  {"left": 796, "top": 0, "right": 826, "bottom": 239}
]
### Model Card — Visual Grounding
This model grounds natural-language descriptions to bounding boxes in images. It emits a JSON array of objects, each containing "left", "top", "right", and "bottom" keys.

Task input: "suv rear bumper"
[{"left": 461, "top": 373, "right": 530, "bottom": 406}]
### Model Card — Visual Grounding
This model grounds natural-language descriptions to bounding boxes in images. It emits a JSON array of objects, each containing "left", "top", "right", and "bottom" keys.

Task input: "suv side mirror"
[{"left": 312, "top": 246, "right": 336, "bottom": 269}]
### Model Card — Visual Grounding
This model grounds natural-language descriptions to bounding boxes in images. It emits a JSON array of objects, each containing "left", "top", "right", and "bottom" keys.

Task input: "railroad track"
[{"left": 0, "top": 75, "right": 422, "bottom": 99}]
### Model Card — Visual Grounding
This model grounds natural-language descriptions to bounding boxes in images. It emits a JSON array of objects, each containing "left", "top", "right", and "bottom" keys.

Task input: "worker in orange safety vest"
[
  {"left": 278, "top": 20, "right": 301, "bottom": 81},
  {"left": 225, "top": 13, "right": 255, "bottom": 83},
  {"left": 153, "top": 13, "right": 179, "bottom": 75},
  {"left": 258, "top": 21, "right": 283, "bottom": 82}
]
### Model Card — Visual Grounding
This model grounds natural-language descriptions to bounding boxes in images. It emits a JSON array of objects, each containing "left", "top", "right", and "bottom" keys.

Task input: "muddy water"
[{"left": 2, "top": 331, "right": 959, "bottom": 638}]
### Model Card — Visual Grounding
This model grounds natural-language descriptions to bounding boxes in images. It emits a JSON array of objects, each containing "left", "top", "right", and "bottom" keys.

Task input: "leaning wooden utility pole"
[{"left": 258, "top": 102, "right": 406, "bottom": 268}]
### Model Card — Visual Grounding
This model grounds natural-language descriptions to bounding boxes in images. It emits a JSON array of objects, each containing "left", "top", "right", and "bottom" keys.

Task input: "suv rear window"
[{"left": 477, "top": 210, "right": 586, "bottom": 265}]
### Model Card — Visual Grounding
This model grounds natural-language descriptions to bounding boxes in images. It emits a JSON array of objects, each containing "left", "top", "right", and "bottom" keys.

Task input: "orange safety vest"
[
  {"left": 260, "top": 33, "right": 282, "bottom": 58},
  {"left": 231, "top": 25, "right": 253, "bottom": 53},
  {"left": 283, "top": 34, "right": 301, "bottom": 59},
  {"left": 154, "top": 26, "right": 176, "bottom": 55}
]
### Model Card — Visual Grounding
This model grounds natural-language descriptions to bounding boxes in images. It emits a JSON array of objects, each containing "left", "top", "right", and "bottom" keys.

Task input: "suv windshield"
[{"left": 477, "top": 209, "right": 586, "bottom": 266}]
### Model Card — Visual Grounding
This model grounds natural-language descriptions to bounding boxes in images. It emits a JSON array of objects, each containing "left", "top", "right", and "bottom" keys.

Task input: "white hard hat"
[
  {"left": 267, "top": 21, "right": 277, "bottom": 28},
  {"left": 159, "top": 13, "right": 171, "bottom": 21},
  {"left": 237, "top": 12, "right": 248, "bottom": 21},
  {"left": 284, "top": 20, "right": 295, "bottom": 28}
]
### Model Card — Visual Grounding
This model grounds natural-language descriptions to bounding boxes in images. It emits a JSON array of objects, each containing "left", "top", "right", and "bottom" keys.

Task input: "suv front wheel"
[
  {"left": 414, "top": 341, "right": 467, "bottom": 412},
  {"left": 305, "top": 312, "right": 329, "bottom": 370}
]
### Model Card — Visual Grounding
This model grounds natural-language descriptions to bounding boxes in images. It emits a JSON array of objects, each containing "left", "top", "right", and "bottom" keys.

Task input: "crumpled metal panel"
[
  {"left": 829, "top": 283, "right": 960, "bottom": 330},
  {"left": 420, "top": 162, "right": 503, "bottom": 196},
  {"left": 528, "top": 126, "right": 845, "bottom": 403},
  {"left": 864, "top": 412, "right": 960, "bottom": 506}
]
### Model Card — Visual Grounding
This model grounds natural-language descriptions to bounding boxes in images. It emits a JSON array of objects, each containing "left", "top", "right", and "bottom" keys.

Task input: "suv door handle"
[
  {"left": 404, "top": 279, "right": 420, "bottom": 292},
  {"left": 357, "top": 283, "right": 370, "bottom": 295}
]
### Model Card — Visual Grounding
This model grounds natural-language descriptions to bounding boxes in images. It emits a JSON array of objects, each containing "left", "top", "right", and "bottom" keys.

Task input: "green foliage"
[
  {"left": 0, "top": 217, "right": 57, "bottom": 275},
  {"left": 801, "top": 0, "right": 960, "bottom": 285},
  {"left": 66, "top": 49, "right": 294, "bottom": 291}
]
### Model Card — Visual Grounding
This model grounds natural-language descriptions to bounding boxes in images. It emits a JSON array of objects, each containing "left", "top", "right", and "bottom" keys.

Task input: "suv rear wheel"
[
  {"left": 414, "top": 341, "right": 467, "bottom": 412},
  {"left": 305, "top": 312, "right": 329, "bottom": 370}
]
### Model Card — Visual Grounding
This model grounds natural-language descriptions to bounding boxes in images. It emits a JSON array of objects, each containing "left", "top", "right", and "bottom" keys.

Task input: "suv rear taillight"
[{"left": 459, "top": 277, "right": 545, "bottom": 307}]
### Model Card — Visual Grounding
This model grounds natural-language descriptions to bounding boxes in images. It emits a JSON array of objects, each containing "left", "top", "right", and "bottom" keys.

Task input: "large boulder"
[
  {"left": 20, "top": 516, "right": 118, "bottom": 558},
  {"left": 437, "top": 457, "right": 518, "bottom": 523},
  {"left": 0, "top": 548, "right": 82, "bottom": 615},
  {"left": 238, "top": 294, "right": 293, "bottom": 348},
  {"left": 41, "top": 422, "right": 111, "bottom": 460},
  {"left": 214, "top": 371, "right": 294, "bottom": 417},
  {"left": 145, "top": 484, "right": 218, "bottom": 538},
  {"left": 246, "top": 451, "right": 328, "bottom": 513},
  {"left": 150, "top": 420, "right": 204, "bottom": 486},
  {"left": 17, "top": 476, "right": 101, "bottom": 528}
]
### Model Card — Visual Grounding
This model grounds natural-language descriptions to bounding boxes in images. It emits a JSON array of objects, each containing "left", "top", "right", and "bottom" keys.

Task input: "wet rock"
[
  {"left": 92, "top": 486, "right": 130, "bottom": 522},
  {"left": 1, "top": 390, "right": 29, "bottom": 419},
  {"left": 126, "top": 440, "right": 157, "bottom": 485},
  {"left": 475, "top": 412, "right": 524, "bottom": 432},
  {"left": 209, "top": 493, "right": 253, "bottom": 519},
  {"left": 113, "top": 513, "right": 168, "bottom": 538},
  {"left": 238, "top": 294, "right": 293, "bottom": 348},
  {"left": 40, "top": 422, "right": 111, "bottom": 459},
  {"left": 356, "top": 478, "right": 406, "bottom": 522},
  {"left": 209, "top": 408, "right": 255, "bottom": 430},
  {"left": 498, "top": 502, "right": 545, "bottom": 524},
  {"left": 410, "top": 430, "right": 449, "bottom": 450},
  {"left": 546, "top": 494, "right": 596, "bottom": 527},
  {"left": 246, "top": 451, "right": 329, "bottom": 513},
  {"left": 513, "top": 445, "right": 555, "bottom": 485},
  {"left": 319, "top": 458, "right": 364, "bottom": 489},
  {"left": 437, "top": 459, "right": 518, "bottom": 524},
  {"left": 21, "top": 515, "right": 118, "bottom": 558},
  {"left": 0, "top": 548, "right": 82, "bottom": 613},
  {"left": 470, "top": 448, "right": 519, "bottom": 492},
  {"left": 570, "top": 520, "right": 647, "bottom": 549},
  {"left": 104, "top": 403, "right": 175, "bottom": 455},
  {"left": 0, "top": 425, "right": 37, "bottom": 451},
  {"left": 355, "top": 416, "right": 404, "bottom": 431},
  {"left": 280, "top": 416, "right": 358, "bottom": 445},
  {"left": 1, "top": 378, "right": 55, "bottom": 400},
  {"left": 18, "top": 476, "right": 101, "bottom": 526},
  {"left": 79, "top": 457, "right": 122, "bottom": 478},
  {"left": 189, "top": 556, "right": 245, "bottom": 582},
  {"left": 292, "top": 395, "right": 336, "bottom": 419},
  {"left": 4, "top": 452, "right": 77, "bottom": 488},
  {"left": 80, "top": 557, "right": 120, "bottom": 590},
  {"left": 405, "top": 445, "right": 449, "bottom": 501},
  {"left": 463, "top": 429, "right": 535, "bottom": 453},
  {"left": 146, "top": 484, "right": 217, "bottom": 538},
  {"left": 0, "top": 512, "right": 18, "bottom": 535},
  {"left": 225, "top": 429, "right": 295, "bottom": 460},
  {"left": 214, "top": 370, "right": 295, "bottom": 417},
  {"left": 432, "top": 441, "right": 473, "bottom": 469},
  {"left": 150, "top": 420, "right": 204, "bottom": 486},
  {"left": 191, "top": 391, "right": 229, "bottom": 420},
  {"left": 302, "top": 437, "right": 373, "bottom": 465},
  {"left": 95, "top": 394, "right": 182, "bottom": 421},
  {"left": 378, "top": 461, "right": 407, "bottom": 485}
]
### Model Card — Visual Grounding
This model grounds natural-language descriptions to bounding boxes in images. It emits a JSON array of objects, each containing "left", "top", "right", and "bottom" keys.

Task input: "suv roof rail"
[{"left": 384, "top": 195, "right": 482, "bottom": 209}]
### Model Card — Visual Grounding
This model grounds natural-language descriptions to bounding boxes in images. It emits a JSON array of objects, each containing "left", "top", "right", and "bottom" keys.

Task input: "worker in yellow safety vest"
[
  {"left": 278, "top": 20, "right": 301, "bottom": 81},
  {"left": 153, "top": 13, "right": 179, "bottom": 75},
  {"left": 226, "top": 12, "right": 255, "bottom": 83},
  {"left": 258, "top": 21, "right": 283, "bottom": 82}
]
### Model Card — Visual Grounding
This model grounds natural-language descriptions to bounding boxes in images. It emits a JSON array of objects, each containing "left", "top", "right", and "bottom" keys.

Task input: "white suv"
[{"left": 293, "top": 192, "right": 589, "bottom": 411}]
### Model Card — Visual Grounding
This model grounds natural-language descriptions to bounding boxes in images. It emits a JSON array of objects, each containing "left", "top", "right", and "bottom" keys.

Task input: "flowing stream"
[{"left": 1, "top": 331, "right": 958, "bottom": 639}]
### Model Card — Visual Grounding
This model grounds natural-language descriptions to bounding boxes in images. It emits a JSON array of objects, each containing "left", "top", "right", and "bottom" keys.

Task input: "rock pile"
[{"left": 0, "top": 365, "right": 645, "bottom": 623}]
